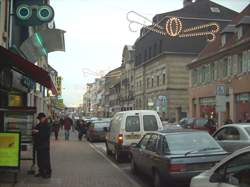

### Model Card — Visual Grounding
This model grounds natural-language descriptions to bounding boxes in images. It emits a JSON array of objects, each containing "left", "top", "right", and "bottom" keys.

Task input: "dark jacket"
[
  {"left": 33, "top": 122, "right": 51, "bottom": 150},
  {"left": 63, "top": 117, "right": 73, "bottom": 130}
]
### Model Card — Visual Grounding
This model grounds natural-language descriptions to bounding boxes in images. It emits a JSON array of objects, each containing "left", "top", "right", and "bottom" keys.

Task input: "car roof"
[
  {"left": 157, "top": 129, "right": 203, "bottom": 135},
  {"left": 116, "top": 110, "right": 157, "bottom": 115},
  {"left": 221, "top": 124, "right": 250, "bottom": 127}
]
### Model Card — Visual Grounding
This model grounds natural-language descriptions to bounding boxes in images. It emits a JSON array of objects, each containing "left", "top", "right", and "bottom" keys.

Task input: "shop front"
[
  {"left": 236, "top": 93, "right": 250, "bottom": 122},
  {"left": 199, "top": 97, "right": 217, "bottom": 120}
]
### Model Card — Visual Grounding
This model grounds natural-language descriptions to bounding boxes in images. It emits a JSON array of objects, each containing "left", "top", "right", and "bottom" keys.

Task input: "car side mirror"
[
  {"left": 210, "top": 173, "right": 225, "bottom": 183},
  {"left": 130, "top": 143, "right": 138, "bottom": 148},
  {"left": 103, "top": 127, "right": 110, "bottom": 132}
]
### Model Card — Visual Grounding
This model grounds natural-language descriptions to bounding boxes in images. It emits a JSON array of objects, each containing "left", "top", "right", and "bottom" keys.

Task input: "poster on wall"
[{"left": 0, "top": 132, "right": 21, "bottom": 169}]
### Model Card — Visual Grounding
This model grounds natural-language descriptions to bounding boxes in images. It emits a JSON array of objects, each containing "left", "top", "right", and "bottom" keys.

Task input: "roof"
[
  {"left": 189, "top": 4, "right": 250, "bottom": 66},
  {"left": 116, "top": 110, "right": 158, "bottom": 114},
  {"left": 153, "top": 0, "right": 237, "bottom": 21},
  {"left": 135, "top": 0, "right": 237, "bottom": 66}
]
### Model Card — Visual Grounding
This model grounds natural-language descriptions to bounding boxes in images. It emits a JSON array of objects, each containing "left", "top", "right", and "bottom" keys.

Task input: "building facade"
[
  {"left": 134, "top": 0, "right": 237, "bottom": 121},
  {"left": 187, "top": 4, "right": 250, "bottom": 126}
]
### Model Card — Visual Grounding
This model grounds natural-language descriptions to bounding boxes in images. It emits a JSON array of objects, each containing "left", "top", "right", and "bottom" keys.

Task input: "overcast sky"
[{"left": 48, "top": 0, "right": 250, "bottom": 107}]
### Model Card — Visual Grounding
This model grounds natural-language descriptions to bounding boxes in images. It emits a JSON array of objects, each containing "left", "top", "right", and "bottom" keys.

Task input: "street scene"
[{"left": 1, "top": 0, "right": 250, "bottom": 187}]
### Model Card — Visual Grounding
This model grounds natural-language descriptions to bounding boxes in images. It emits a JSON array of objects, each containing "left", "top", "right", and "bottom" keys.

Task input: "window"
[
  {"left": 243, "top": 51, "right": 248, "bottom": 72},
  {"left": 159, "top": 39, "right": 162, "bottom": 53},
  {"left": 245, "top": 127, "right": 250, "bottom": 136},
  {"left": 151, "top": 78, "right": 154, "bottom": 88},
  {"left": 143, "top": 115, "right": 158, "bottom": 131},
  {"left": 149, "top": 47, "right": 152, "bottom": 59},
  {"left": 125, "top": 116, "right": 140, "bottom": 132},
  {"left": 210, "top": 63, "right": 214, "bottom": 81},
  {"left": 214, "top": 127, "right": 240, "bottom": 141},
  {"left": 165, "top": 132, "right": 221, "bottom": 154},
  {"left": 147, "top": 78, "right": 150, "bottom": 88},
  {"left": 238, "top": 26, "right": 243, "bottom": 39},
  {"left": 216, "top": 153, "right": 250, "bottom": 186},
  {"left": 222, "top": 58, "right": 228, "bottom": 77},
  {"left": 139, "top": 134, "right": 151, "bottom": 150},
  {"left": 227, "top": 56, "right": 233, "bottom": 76},
  {"left": 157, "top": 76, "right": 159, "bottom": 86},
  {"left": 146, "top": 134, "right": 159, "bottom": 152},
  {"left": 221, "top": 34, "right": 226, "bottom": 46},
  {"left": 139, "top": 80, "right": 142, "bottom": 88},
  {"left": 210, "top": 7, "right": 220, "bottom": 13},
  {"left": 238, "top": 53, "right": 243, "bottom": 73},
  {"left": 153, "top": 43, "right": 157, "bottom": 56},
  {"left": 162, "top": 74, "right": 166, "bottom": 85},
  {"left": 144, "top": 49, "right": 147, "bottom": 61}
]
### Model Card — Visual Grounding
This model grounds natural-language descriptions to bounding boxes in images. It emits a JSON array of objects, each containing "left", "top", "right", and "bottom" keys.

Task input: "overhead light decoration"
[{"left": 127, "top": 11, "right": 220, "bottom": 42}]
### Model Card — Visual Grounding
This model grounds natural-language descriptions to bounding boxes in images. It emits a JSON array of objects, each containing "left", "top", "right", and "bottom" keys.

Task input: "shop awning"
[{"left": 0, "top": 46, "right": 57, "bottom": 95}]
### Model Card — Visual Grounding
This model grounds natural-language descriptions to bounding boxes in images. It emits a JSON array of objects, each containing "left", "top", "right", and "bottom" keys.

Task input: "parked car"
[
  {"left": 213, "top": 124, "right": 250, "bottom": 153},
  {"left": 86, "top": 121, "right": 110, "bottom": 142},
  {"left": 105, "top": 110, "right": 163, "bottom": 162},
  {"left": 179, "top": 117, "right": 216, "bottom": 134},
  {"left": 190, "top": 146, "right": 250, "bottom": 187},
  {"left": 130, "top": 129, "right": 228, "bottom": 187}
]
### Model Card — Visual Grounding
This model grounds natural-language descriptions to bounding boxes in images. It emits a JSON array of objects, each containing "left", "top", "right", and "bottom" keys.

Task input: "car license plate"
[
  {"left": 187, "top": 163, "right": 214, "bottom": 171},
  {"left": 125, "top": 134, "right": 141, "bottom": 139}
]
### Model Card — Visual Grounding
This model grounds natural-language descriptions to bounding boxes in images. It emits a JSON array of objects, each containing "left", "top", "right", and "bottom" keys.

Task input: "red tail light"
[
  {"left": 117, "top": 134, "right": 123, "bottom": 145},
  {"left": 169, "top": 164, "right": 186, "bottom": 172}
]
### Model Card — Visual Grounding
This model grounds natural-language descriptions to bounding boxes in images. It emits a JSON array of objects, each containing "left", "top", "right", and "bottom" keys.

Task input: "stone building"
[{"left": 134, "top": 0, "right": 237, "bottom": 121}]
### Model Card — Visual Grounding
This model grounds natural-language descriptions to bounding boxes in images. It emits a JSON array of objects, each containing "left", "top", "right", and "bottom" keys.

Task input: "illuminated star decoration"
[{"left": 127, "top": 11, "right": 220, "bottom": 42}]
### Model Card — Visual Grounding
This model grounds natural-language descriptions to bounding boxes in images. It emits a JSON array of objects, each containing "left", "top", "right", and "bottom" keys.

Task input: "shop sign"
[
  {"left": 216, "top": 95, "right": 226, "bottom": 112},
  {"left": 216, "top": 85, "right": 225, "bottom": 96},
  {"left": 0, "top": 132, "right": 21, "bottom": 169}
]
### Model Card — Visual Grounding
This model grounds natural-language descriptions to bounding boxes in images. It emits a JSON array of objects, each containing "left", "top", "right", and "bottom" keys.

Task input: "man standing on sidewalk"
[
  {"left": 63, "top": 115, "right": 73, "bottom": 140},
  {"left": 33, "top": 113, "right": 52, "bottom": 178}
]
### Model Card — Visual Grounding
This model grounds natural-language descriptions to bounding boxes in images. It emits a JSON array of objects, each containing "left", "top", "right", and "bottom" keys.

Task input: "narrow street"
[{"left": 0, "top": 131, "right": 143, "bottom": 187}]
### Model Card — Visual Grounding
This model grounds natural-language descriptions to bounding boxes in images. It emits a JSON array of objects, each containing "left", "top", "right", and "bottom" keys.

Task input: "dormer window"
[
  {"left": 238, "top": 26, "right": 243, "bottom": 39},
  {"left": 221, "top": 34, "right": 226, "bottom": 47},
  {"left": 210, "top": 7, "right": 220, "bottom": 13}
]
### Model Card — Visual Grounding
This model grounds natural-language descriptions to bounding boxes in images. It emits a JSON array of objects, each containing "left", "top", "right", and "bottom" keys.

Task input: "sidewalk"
[{"left": 0, "top": 131, "right": 140, "bottom": 187}]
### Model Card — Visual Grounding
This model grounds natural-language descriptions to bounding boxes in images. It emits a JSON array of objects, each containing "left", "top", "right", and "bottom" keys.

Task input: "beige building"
[
  {"left": 0, "top": 0, "right": 9, "bottom": 48},
  {"left": 120, "top": 45, "right": 135, "bottom": 111},
  {"left": 133, "top": 0, "right": 237, "bottom": 121}
]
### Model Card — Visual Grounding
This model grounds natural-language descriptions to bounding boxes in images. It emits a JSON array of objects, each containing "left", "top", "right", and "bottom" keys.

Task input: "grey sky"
[{"left": 49, "top": 0, "right": 250, "bottom": 107}]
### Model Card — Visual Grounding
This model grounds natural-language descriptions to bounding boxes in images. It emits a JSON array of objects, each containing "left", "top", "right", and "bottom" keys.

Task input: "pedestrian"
[
  {"left": 63, "top": 115, "right": 73, "bottom": 140},
  {"left": 33, "top": 113, "right": 51, "bottom": 178},
  {"left": 53, "top": 117, "right": 60, "bottom": 140},
  {"left": 224, "top": 118, "right": 233, "bottom": 125},
  {"left": 76, "top": 119, "right": 86, "bottom": 141}
]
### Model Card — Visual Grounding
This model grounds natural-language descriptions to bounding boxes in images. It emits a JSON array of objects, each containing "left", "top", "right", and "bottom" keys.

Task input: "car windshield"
[
  {"left": 245, "top": 127, "right": 250, "bottom": 136},
  {"left": 164, "top": 132, "right": 222, "bottom": 154},
  {"left": 94, "top": 122, "right": 109, "bottom": 128}
]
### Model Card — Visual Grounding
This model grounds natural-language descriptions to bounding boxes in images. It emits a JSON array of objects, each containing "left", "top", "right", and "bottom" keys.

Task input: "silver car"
[
  {"left": 190, "top": 146, "right": 250, "bottom": 187},
  {"left": 213, "top": 124, "right": 250, "bottom": 153}
]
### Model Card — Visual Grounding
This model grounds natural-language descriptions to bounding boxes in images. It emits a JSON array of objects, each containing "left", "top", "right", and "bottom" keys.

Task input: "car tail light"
[
  {"left": 169, "top": 164, "right": 186, "bottom": 172},
  {"left": 117, "top": 134, "right": 123, "bottom": 145}
]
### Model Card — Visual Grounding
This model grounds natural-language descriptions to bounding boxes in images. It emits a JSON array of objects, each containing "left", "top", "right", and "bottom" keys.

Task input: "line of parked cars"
[{"left": 87, "top": 111, "right": 250, "bottom": 187}]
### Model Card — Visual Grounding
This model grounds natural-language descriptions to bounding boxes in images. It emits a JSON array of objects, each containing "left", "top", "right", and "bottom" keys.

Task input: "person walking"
[
  {"left": 76, "top": 119, "right": 86, "bottom": 141},
  {"left": 53, "top": 117, "right": 60, "bottom": 140},
  {"left": 33, "top": 113, "right": 51, "bottom": 178},
  {"left": 63, "top": 115, "right": 73, "bottom": 140}
]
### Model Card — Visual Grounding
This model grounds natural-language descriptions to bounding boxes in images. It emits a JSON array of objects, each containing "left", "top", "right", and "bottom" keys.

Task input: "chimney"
[{"left": 183, "top": 0, "right": 193, "bottom": 7}]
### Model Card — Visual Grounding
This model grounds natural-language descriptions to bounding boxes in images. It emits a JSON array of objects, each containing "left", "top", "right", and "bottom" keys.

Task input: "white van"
[{"left": 105, "top": 110, "right": 163, "bottom": 162}]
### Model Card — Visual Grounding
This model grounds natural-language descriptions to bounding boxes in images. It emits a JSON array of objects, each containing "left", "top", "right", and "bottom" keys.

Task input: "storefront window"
[{"left": 236, "top": 93, "right": 250, "bottom": 122}]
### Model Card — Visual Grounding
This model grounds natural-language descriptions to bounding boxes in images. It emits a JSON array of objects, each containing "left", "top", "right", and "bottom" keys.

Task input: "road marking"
[{"left": 88, "top": 143, "right": 142, "bottom": 187}]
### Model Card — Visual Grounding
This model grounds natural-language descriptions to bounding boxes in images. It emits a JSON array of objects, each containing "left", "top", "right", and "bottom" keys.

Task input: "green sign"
[{"left": 0, "top": 132, "right": 21, "bottom": 169}]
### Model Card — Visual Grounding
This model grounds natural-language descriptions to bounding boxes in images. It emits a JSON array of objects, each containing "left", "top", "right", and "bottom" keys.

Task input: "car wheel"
[
  {"left": 153, "top": 170, "right": 163, "bottom": 187},
  {"left": 115, "top": 149, "right": 122, "bottom": 163},
  {"left": 131, "top": 157, "right": 138, "bottom": 174},
  {"left": 106, "top": 143, "right": 112, "bottom": 156}
]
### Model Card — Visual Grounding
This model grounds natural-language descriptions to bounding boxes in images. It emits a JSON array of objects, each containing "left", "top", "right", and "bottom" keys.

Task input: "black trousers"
[{"left": 37, "top": 148, "right": 51, "bottom": 176}]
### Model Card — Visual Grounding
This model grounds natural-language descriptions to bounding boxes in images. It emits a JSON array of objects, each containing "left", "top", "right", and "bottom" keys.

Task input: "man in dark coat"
[{"left": 33, "top": 113, "right": 51, "bottom": 178}]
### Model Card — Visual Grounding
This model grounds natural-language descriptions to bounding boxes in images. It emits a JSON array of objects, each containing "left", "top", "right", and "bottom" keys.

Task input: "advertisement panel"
[{"left": 0, "top": 132, "right": 21, "bottom": 169}]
